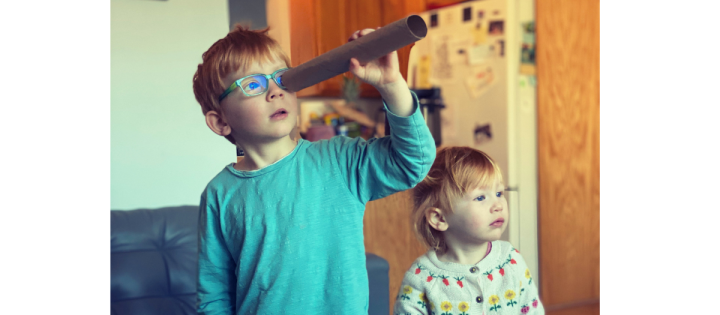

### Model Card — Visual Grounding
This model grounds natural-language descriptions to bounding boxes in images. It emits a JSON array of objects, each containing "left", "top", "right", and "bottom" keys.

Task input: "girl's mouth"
[{"left": 490, "top": 218, "right": 505, "bottom": 227}]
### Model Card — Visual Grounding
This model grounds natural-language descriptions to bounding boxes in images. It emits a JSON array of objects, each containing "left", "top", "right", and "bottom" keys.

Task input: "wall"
[
  {"left": 111, "top": 0, "right": 232, "bottom": 210},
  {"left": 536, "top": 0, "right": 600, "bottom": 314}
]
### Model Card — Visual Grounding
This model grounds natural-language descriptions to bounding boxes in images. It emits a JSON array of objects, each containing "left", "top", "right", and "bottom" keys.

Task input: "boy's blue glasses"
[{"left": 219, "top": 68, "right": 290, "bottom": 101}]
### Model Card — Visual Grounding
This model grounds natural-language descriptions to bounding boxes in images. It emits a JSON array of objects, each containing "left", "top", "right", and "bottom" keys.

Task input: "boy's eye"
[
  {"left": 245, "top": 81, "right": 261, "bottom": 91},
  {"left": 475, "top": 195, "right": 486, "bottom": 201},
  {"left": 242, "top": 78, "right": 265, "bottom": 92}
]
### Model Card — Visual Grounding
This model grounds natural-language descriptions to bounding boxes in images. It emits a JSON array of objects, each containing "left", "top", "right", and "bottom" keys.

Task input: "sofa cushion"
[{"left": 111, "top": 206, "right": 198, "bottom": 315}]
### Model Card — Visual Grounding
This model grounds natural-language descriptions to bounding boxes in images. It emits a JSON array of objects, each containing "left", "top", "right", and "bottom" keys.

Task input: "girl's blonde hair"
[{"left": 411, "top": 146, "right": 503, "bottom": 252}]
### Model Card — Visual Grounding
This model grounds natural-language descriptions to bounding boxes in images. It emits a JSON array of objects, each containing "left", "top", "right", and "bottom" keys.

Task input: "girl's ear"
[
  {"left": 425, "top": 207, "right": 449, "bottom": 232},
  {"left": 205, "top": 110, "right": 232, "bottom": 137}
]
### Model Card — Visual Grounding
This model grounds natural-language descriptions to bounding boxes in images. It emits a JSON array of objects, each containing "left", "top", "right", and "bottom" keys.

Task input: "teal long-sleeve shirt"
[{"left": 197, "top": 94, "right": 436, "bottom": 314}]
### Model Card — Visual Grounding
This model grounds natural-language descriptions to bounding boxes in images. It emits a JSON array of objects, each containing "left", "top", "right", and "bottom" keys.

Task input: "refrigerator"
[{"left": 409, "top": 0, "right": 510, "bottom": 239}]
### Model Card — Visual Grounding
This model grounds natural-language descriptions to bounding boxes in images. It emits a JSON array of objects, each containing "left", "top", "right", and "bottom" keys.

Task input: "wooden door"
[{"left": 536, "top": 0, "right": 600, "bottom": 314}]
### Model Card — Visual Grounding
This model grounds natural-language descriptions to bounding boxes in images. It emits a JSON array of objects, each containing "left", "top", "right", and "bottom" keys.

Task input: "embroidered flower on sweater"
[
  {"left": 496, "top": 264, "right": 506, "bottom": 276},
  {"left": 400, "top": 285, "right": 412, "bottom": 301},
  {"left": 403, "top": 286, "right": 413, "bottom": 294},
  {"left": 525, "top": 268, "right": 533, "bottom": 284},
  {"left": 504, "top": 290, "right": 518, "bottom": 307},
  {"left": 439, "top": 275, "right": 450, "bottom": 286},
  {"left": 454, "top": 276, "right": 465, "bottom": 288},
  {"left": 506, "top": 253, "right": 517, "bottom": 265},
  {"left": 483, "top": 270, "right": 494, "bottom": 281},
  {"left": 458, "top": 301, "right": 469, "bottom": 315},
  {"left": 488, "top": 295, "right": 502, "bottom": 312},
  {"left": 521, "top": 304, "right": 530, "bottom": 314},
  {"left": 417, "top": 293, "right": 428, "bottom": 308},
  {"left": 440, "top": 301, "right": 453, "bottom": 315}
]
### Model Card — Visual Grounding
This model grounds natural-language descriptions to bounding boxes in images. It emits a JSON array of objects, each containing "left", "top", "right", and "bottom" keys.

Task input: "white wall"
[{"left": 111, "top": 0, "right": 233, "bottom": 210}]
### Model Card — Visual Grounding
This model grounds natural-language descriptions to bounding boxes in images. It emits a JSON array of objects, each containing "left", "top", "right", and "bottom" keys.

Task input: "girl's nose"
[{"left": 490, "top": 199, "right": 503, "bottom": 212}]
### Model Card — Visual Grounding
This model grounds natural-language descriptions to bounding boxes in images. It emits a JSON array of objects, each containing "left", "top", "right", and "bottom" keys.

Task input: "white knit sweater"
[{"left": 394, "top": 241, "right": 544, "bottom": 315}]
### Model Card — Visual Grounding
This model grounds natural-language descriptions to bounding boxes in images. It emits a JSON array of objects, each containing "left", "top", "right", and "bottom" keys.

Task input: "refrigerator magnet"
[
  {"left": 463, "top": 7, "right": 472, "bottom": 22},
  {"left": 488, "top": 20, "right": 504, "bottom": 36},
  {"left": 474, "top": 124, "right": 492, "bottom": 145},
  {"left": 430, "top": 13, "right": 438, "bottom": 27}
]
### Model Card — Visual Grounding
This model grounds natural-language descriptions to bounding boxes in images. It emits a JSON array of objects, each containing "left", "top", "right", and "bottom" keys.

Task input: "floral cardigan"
[{"left": 394, "top": 241, "right": 544, "bottom": 315}]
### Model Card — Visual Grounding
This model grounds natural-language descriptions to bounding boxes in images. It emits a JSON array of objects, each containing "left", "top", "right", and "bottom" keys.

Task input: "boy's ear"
[
  {"left": 425, "top": 207, "right": 449, "bottom": 232},
  {"left": 205, "top": 110, "right": 232, "bottom": 137}
]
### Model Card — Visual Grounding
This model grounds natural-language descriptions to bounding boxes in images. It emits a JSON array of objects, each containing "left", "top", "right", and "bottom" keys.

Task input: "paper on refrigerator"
[{"left": 465, "top": 64, "right": 496, "bottom": 99}]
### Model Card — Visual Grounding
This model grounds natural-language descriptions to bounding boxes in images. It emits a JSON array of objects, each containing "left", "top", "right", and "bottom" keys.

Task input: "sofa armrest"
[{"left": 366, "top": 253, "right": 390, "bottom": 315}]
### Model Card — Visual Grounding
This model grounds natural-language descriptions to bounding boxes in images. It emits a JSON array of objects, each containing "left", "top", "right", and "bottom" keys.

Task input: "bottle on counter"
[{"left": 337, "top": 124, "right": 349, "bottom": 137}]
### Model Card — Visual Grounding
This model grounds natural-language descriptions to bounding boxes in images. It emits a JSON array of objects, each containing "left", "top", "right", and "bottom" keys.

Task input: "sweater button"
[
  {"left": 476, "top": 296, "right": 483, "bottom": 303},
  {"left": 470, "top": 266, "right": 478, "bottom": 273}
]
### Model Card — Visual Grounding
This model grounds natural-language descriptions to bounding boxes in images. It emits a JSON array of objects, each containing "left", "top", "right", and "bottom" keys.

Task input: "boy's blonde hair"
[
  {"left": 192, "top": 24, "right": 291, "bottom": 145},
  {"left": 412, "top": 146, "right": 503, "bottom": 252}
]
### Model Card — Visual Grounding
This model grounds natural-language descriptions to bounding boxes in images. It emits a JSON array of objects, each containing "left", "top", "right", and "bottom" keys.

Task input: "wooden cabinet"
[{"left": 289, "top": 0, "right": 426, "bottom": 98}]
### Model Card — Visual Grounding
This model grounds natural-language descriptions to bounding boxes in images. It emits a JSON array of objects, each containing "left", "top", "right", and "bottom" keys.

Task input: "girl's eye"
[
  {"left": 475, "top": 195, "right": 486, "bottom": 201},
  {"left": 496, "top": 191, "right": 503, "bottom": 197}
]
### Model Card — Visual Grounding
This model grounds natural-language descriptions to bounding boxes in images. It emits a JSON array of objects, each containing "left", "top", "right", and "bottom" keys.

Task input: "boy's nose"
[
  {"left": 268, "top": 90, "right": 284, "bottom": 100},
  {"left": 267, "top": 83, "right": 284, "bottom": 100}
]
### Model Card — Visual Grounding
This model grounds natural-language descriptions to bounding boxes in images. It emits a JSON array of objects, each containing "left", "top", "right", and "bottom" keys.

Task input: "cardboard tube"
[{"left": 280, "top": 15, "right": 428, "bottom": 93}]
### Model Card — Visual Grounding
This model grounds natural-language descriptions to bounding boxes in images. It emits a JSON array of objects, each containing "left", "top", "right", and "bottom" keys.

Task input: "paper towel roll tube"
[{"left": 280, "top": 15, "right": 428, "bottom": 93}]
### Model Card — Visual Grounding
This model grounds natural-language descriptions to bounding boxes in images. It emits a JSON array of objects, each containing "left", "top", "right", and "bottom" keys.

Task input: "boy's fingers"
[
  {"left": 358, "top": 28, "right": 375, "bottom": 37},
  {"left": 348, "top": 30, "right": 360, "bottom": 42}
]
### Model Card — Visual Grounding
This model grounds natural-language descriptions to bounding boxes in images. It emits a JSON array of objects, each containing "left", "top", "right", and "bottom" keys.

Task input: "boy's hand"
[
  {"left": 347, "top": 28, "right": 402, "bottom": 89},
  {"left": 348, "top": 28, "right": 413, "bottom": 117}
]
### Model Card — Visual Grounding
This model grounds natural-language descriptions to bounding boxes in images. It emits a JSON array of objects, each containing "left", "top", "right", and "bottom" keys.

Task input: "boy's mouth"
[{"left": 270, "top": 108, "right": 288, "bottom": 119}]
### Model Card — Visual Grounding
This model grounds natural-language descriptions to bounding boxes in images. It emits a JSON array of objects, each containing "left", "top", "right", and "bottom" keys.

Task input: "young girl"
[{"left": 394, "top": 147, "right": 544, "bottom": 315}]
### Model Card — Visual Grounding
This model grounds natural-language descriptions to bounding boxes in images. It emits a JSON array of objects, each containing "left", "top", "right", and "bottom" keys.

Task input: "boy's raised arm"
[
  {"left": 327, "top": 89, "right": 435, "bottom": 204},
  {"left": 197, "top": 194, "right": 237, "bottom": 314},
  {"left": 326, "top": 27, "right": 435, "bottom": 204}
]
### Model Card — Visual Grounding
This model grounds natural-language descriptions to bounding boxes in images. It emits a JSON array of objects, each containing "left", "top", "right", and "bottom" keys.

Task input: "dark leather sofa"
[{"left": 111, "top": 205, "right": 389, "bottom": 314}]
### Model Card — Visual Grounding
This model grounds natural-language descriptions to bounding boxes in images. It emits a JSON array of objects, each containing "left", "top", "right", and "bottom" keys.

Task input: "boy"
[{"left": 192, "top": 25, "right": 436, "bottom": 314}]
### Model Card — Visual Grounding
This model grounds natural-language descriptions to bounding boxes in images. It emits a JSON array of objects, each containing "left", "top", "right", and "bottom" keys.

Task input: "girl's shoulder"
[
  {"left": 492, "top": 240, "right": 518, "bottom": 254},
  {"left": 404, "top": 250, "right": 434, "bottom": 273}
]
